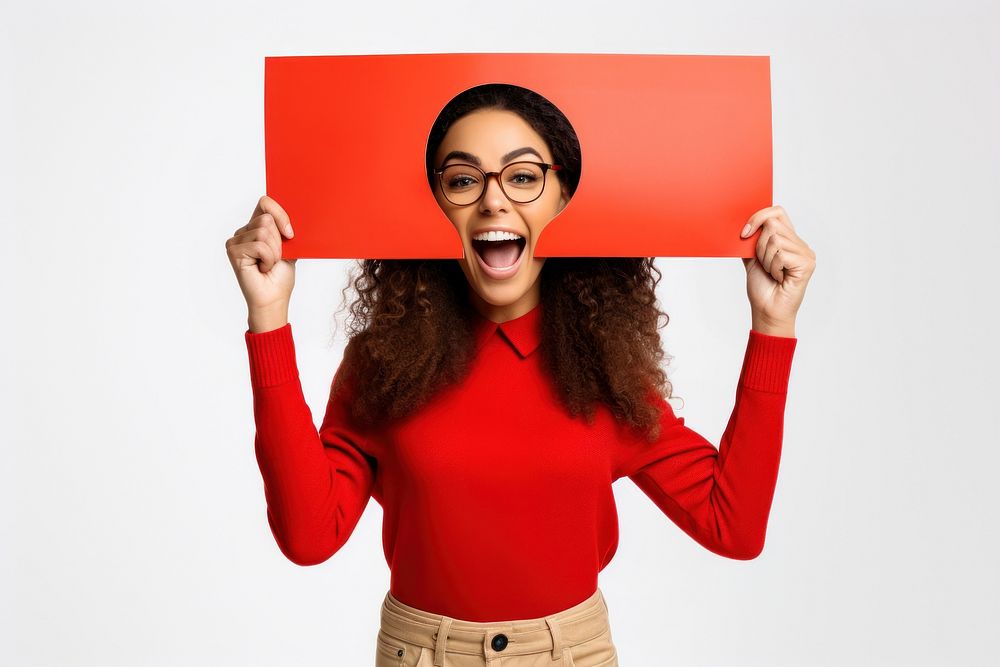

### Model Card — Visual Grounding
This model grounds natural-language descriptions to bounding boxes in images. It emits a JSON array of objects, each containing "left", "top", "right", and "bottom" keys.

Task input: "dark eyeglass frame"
[{"left": 433, "top": 161, "right": 564, "bottom": 206}]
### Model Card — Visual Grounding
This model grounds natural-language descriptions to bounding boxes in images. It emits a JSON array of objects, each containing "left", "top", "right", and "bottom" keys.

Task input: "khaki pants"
[{"left": 376, "top": 588, "right": 619, "bottom": 666}]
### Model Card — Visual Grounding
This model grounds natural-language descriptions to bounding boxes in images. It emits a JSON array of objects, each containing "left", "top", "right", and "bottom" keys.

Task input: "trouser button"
[{"left": 491, "top": 634, "right": 509, "bottom": 651}]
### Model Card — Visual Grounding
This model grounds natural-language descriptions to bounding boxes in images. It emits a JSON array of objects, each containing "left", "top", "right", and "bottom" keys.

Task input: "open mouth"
[{"left": 471, "top": 236, "right": 527, "bottom": 270}]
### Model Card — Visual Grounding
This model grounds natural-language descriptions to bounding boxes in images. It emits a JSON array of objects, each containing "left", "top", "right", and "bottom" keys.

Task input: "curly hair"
[{"left": 332, "top": 84, "right": 676, "bottom": 443}]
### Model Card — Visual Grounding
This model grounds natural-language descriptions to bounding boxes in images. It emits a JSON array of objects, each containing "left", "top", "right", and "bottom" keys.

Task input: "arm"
[
  {"left": 245, "top": 323, "right": 377, "bottom": 566},
  {"left": 614, "top": 329, "right": 797, "bottom": 560}
]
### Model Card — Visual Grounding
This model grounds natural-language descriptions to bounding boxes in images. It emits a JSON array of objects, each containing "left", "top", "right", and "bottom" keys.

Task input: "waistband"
[{"left": 380, "top": 588, "right": 610, "bottom": 666}]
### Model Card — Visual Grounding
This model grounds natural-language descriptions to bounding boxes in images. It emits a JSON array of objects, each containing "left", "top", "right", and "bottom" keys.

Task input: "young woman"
[{"left": 225, "top": 84, "right": 815, "bottom": 666}]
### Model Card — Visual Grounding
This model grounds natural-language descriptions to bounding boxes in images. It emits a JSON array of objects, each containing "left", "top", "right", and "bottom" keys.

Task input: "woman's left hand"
[{"left": 740, "top": 205, "right": 816, "bottom": 337}]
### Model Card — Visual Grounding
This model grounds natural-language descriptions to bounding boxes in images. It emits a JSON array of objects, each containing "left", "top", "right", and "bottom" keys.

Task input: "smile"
[{"left": 471, "top": 236, "right": 528, "bottom": 280}]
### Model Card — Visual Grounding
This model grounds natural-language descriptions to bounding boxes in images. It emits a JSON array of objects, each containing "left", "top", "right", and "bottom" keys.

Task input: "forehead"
[{"left": 435, "top": 109, "right": 552, "bottom": 164}]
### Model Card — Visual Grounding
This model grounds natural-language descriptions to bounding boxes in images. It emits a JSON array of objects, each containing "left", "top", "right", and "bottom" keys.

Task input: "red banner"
[{"left": 264, "top": 53, "right": 772, "bottom": 259}]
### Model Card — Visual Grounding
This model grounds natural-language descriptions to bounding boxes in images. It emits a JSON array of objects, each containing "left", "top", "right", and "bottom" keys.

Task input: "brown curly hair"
[{"left": 331, "top": 84, "right": 676, "bottom": 443}]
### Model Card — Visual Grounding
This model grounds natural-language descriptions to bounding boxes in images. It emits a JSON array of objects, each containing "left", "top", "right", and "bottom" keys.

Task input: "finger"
[
  {"left": 771, "top": 248, "right": 811, "bottom": 284},
  {"left": 235, "top": 214, "right": 269, "bottom": 239},
  {"left": 766, "top": 215, "right": 807, "bottom": 248},
  {"left": 753, "top": 215, "right": 813, "bottom": 269},
  {"left": 248, "top": 240, "right": 278, "bottom": 273},
  {"left": 762, "top": 234, "right": 787, "bottom": 282},
  {"left": 229, "top": 234, "right": 273, "bottom": 270},
  {"left": 234, "top": 215, "right": 273, "bottom": 244},
  {"left": 245, "top": 211, "right": 288, "bottom": 260},
  {"left": 759, "top": 221, "right": 814, "bottom": 267},
  {"left": 762, "top": 232, "right": 801, "bottom": 282},
  {"left": 253, "top": 221, "right": 283, "bottom": 268},
  {"left": 756, "top": 216, "right": 782, "bottom": 265},
  {"left": 765, "top": 240, "right": 811, "bottom": 284},
  {"left": 740, "top": 204, "right": 792, "bottom": 239},
  {"left": 252, "top": 195, "right": 294, "bottom": 238},
  {"left": 233, "top": 228, "right": 278, "bottom": 271}
]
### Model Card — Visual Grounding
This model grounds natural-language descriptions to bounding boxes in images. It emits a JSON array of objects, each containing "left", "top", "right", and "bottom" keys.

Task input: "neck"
[{"left": 468, "top": 282, "right": 541, "bottom": 324}]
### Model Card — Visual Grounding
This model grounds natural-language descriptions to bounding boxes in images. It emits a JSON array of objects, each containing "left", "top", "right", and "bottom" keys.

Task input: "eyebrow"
[{"left": 440, "top": 146, "right": 544, "bottom": 168}]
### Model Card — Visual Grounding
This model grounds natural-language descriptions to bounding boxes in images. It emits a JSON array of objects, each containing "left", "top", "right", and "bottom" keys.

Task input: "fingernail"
[
  {"left": 285, "top": 224, "right": 294, "bottom": 237},
  {"left": 740, "top": 223, "right": 751, "bottom": 237}
]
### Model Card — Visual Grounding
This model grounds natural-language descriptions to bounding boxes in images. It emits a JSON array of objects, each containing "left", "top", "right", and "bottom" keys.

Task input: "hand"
[
  {"left": 739, "top": 205, "right": 816, "bottom": 336},
  {"left": 225, "top": 195, "right": 297, "bottom": 328}
]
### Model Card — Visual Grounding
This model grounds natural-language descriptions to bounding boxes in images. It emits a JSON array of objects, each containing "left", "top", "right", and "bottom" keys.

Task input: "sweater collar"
[{"left": 472, "top": 301, "right": 543, "bottom": 358}]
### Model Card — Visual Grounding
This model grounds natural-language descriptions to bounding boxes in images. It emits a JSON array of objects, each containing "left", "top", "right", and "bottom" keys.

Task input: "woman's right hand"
[{"left": 226, "top": 195, "right": 297, "bottom": 332}]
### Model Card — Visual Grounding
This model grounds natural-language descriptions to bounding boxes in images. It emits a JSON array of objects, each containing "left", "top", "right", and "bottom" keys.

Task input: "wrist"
[
  {"left": 751, "top": 315, "right": 795, "bottom": 338},
  {"left": 248, "top": 305, "right": 289, "bottom": 334}
]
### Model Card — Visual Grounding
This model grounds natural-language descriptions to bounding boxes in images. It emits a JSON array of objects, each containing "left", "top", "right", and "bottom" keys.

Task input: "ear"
[{"left": 557, "top": 183, "right": 570, "bottom": 212}]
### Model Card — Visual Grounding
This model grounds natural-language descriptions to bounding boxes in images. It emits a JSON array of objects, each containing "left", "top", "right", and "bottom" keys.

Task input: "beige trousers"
[{"left": 375, "top": 588, "right": 619, "bottom": 666}]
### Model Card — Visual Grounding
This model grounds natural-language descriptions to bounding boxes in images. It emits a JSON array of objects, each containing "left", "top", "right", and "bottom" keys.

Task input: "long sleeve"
[
  {"left": 613, "top": 329, "right": 798, "bottom": 560},
  {"left": 245, "top": 323, "right": 377, "bottom": 566}
]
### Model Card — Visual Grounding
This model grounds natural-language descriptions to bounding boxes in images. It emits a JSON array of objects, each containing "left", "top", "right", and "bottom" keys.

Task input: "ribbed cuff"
[
  {"left": 245, "top": 323, "right": 299, "bottom": 388},
  {"left": 738, "top": 329, "right": 798, "bottom": 393}
]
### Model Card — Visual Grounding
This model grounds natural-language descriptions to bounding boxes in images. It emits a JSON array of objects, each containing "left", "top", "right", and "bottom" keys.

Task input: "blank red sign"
[{"left": 264, "top": 53, "right": 771, "bottom": 259}]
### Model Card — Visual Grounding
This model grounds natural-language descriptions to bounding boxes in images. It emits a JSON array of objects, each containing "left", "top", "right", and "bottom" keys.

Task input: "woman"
[{"left": 225, "top": 84, "right": 815, "bottom": 666}]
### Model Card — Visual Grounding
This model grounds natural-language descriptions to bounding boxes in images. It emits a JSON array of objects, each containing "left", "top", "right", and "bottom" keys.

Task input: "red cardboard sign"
[{"left": 264, "top": 53, "right": 771, "bottom": 259}]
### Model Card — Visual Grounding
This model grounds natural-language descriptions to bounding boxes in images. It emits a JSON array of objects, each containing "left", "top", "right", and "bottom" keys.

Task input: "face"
[{"left": 432, "top": 109, "right": 570, "bottom": 323}]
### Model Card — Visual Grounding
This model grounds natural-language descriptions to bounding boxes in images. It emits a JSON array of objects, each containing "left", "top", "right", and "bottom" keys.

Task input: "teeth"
[{"left": 472, "top": 230, "right": 523, "bottom": 242}]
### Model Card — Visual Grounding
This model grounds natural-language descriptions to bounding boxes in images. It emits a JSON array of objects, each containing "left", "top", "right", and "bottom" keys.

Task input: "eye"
[
  {"left": 502, "top": 162, "right": 545, "bottom": 189},
  {"left": 507, "top": 171, "right": 538, "bottom": 185},
  {"left": 447, "top": 174, "right": 479, "bottom": 189}
]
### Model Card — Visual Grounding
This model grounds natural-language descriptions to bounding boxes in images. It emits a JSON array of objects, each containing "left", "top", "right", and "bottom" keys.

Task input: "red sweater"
[{"left": 245, "top": 301, "right": 797, "bottom": 622}]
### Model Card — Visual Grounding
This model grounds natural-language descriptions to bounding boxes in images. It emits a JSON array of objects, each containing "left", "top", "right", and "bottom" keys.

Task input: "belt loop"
[
  {"left": 433, "top": 616, "right": 453, "bottom": 667},
  {"left": 545, "top": 616, "right": 564, "bottom": 661}
]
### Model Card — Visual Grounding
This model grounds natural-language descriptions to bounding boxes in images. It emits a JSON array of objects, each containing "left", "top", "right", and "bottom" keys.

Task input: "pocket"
[
  {"left": 375, "top": 629, "right": 431, "bottom": 667},
  {"left": 589, "top": 652, "right": 619, "bottom": 666},
  {"left": 567, "top": 627, "right": 619, "bottom": 666}
]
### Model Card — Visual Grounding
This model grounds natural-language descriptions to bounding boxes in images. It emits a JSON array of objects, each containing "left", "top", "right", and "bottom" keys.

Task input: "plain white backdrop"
[{"left": 4, "top": 0, "right": 999, "bottom": 665}]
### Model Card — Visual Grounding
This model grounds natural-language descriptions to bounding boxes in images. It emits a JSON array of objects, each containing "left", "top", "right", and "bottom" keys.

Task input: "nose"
[{"left": 479, "top": 172, "right": 509, "bottom": 214}]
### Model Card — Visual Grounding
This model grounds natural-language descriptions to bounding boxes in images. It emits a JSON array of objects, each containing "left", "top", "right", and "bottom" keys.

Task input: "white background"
[{"left": 4, "top": 0, "right": 999, "bottom": 665}]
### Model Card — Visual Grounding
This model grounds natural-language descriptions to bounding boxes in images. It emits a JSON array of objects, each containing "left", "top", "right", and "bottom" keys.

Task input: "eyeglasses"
[{"left": 433, "top": 161, "right": 563, "bottom": 206}]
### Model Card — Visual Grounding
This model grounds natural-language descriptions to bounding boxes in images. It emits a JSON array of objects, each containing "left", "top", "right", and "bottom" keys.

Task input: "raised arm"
[
  {"left": 246, "top": 323, "right": 377, "bottom": 566},
  {"left": 614, "top": 329, "right": 797, "bottom": 560}
]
